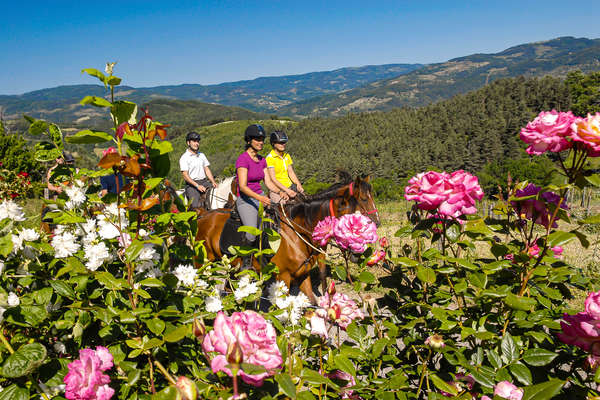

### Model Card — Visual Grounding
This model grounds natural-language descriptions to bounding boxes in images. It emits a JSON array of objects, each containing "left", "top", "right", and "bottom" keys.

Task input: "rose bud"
[
  {"left": 379, "top": 236, "right": 389, "bottom": 248},
  {"left": 327, "top": 281, "right": 336, "bottom": 296},
  {"left": 425, "top": 334, "right": 445, "bottom": 350},
  {"left": 226, "top": 341, "right": 244, "bottom": 367},
  {"left": 192, "top": 318, "right": 206, "bottom": 339},
  {"left": 175, "top": 376, "right": 197, "bottom": 400}
]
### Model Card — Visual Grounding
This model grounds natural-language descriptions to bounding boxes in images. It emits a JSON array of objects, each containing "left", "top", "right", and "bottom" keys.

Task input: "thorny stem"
[
  {"left": 154, "top": 359, "right": 177, "bottom": 386},
  {"left": 416, "top": 349, "right": 432, "bottom": 398},
  {"left": 148, "top": 355, "right": 156, "bottom": 394},
  {"left": 0, "top": 328, "right": 14, "bottom": 354}
]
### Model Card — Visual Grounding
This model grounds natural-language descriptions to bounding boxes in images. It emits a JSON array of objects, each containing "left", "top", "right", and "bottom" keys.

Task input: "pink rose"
[
  {"left": 318, "top": 292, "right": 364, "bottom": 329},
  {"left": 202, "top": 311, "right": 282, "bottom": 386},
  {"left": 585, "top": 290, "right": 600, "bottom": 320},
  {"left": 64, "top": 347, "right": 114, "bottom": 400},
  {"left": 405, "top": 170, "right": 484, "bottom": 220},
  {"left": 551, "top": 245, "right": 563, "bottom": 257},
  {"left": 519, "top": 110, "right": 575, "bottom": 155},
  {"left": 527, "top": 243, "right": 540, "bottom": 257},
  {"left": 571, "top": 113, "right": 600, "bottom": 156},
  {"left": 102, "top": 147, "right": 117, "bottom": 157},
  {"left": 333, "top": 212, "right": 378, "bottom": 253},
  {"left": 312, "top": 216, "right": 338, "bottom": 247},
  {"left": 494, "top": 381, "right": 523, "bottom": 400},
  {"left": 404, "top": 171, "right": 453, "bottom": 210},
  {"left": 366, "top": 249, "right": 385, "bottom": 266},
  {"left": 557, "top": 311, "right": 600, "bottom": 355},
  {"left": 309, "top": 309, "right": 329, "bottom": 339}
]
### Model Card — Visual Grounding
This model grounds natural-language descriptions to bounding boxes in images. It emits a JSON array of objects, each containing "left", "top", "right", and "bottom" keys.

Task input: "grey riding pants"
[{"left": 236, "top": 195, "right": 260, "bottom": 242}]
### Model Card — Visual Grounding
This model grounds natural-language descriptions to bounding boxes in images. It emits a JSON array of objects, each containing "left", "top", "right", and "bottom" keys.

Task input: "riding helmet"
[
  {"left": 186, "top": 131, "right": 201, "bottom": 142},
  {"left": 244, "top": 124, "right": 266, "bottom": 142},
  {"left": 270, "top": 130, "right": 288, "bottom": 145}
]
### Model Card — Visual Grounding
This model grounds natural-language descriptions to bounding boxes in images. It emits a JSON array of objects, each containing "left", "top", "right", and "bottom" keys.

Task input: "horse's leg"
[
  {"left": 299, "top": 274, "right": 318, "bottom": 305},
  {"left": 278, "top": 271, "right": 292, "bottom": 291},
  {"left": 317, "top": 254, "right": 327, "bottom": 296}
]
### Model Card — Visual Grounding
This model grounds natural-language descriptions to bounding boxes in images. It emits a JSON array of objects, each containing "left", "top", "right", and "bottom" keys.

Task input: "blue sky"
[{"left": 1, "top": 0, "right": 599, "bottom": 95}]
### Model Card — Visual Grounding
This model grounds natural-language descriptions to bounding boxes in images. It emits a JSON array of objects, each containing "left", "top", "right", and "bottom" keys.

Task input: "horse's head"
[{"left": 338, "top": 175, "right": 380, "bottom": 227}]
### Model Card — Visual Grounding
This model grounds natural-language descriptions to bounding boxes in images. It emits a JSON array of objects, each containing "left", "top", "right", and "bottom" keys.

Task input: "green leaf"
[
  {"left": 509, "top": 362, "right": 532, "bottom": 385},
  {"left": 80, "top": 95, "right": 112, "bottom": 107},
  {"left": 0, "top": 234, "right": 13, "bottom": 257},
  {"left": 66, "top": 129, "right": 113, "bottom": 144},
  {"left": 1, "top": 343, "right": 47, "bottom": 378},
  {"left": 146, "top": 319, "right": 166, "bottom": 335},
  {"left": 151, "top": 386, "right": 178, "bottom": 400},
  {"left": 467, "top": 272, "right": 487, "bottom": 289},
  {"left": 125, "top": 240, "right": 145, "bottom": 263},
  {"left": 81, "top": 68, "right": 107, "bottom": 87},
  {"left": 358, "top": 271, "right": 376, "bottom": 284},
  {"left": 238, "top": 225, "right": 262, "bottom": 237},
  {"left": 138, "top": 278, "right": 165, "bottom": 287},
  {"left": 301, "top": 369, "right": 339, "bottom": 389},
  {"left": 241, "top": 363, "right": 267, "bottom": 375},
  {"left": 111, "top": 101, "right": 137, "bottom": 126},
  {"left": 579, "top": 215, "right": 600, "bottom": 224},
  {"left": 504, "top": 293, "right": 537, "bottom": 311},
  {"left": 522, "top": 379, "right": 564, "bottom": 400},
  {"left": 164, "top": 324, "right": 189, "bottom": 342},
  {"left": 430, "top": 373, "right": 458, "bottom": 396},
  {"left": 333, "top": 264, "right": 347, "bottom": 281},
  {"left": 445, "top": 223, "right": 461, "bottom": 242},
  {"left": 28, "top": 119, "right": 48, "bottom": 135},
  {"left": 0, "top": 384, "right": 29, "bottom": 400},
  {"left": 275, "top": 373, "right": 297, "bottom": 399},
  {"left": 416, "top": 266, "right": 436, "bottom": 284},
  {"left": 50, "top": 280, "right": 77, "bottom": 299},
  {"left": 107, "top": 76, "right": 122, "bottom": 86},
  {"left": 547, "top": 231, "right": 576, "bottom": 248},
  {"left": 522, "top": 348, "right": 558, "bottom": 366},
  {"left": 485, "top": 349, "right": 503, "bottom": 369},
  {"left": 334, "top": 356, "right": 356, "bottom": 377},
  {"left": 584, "top": 174, "right": 600, "bottom": 187},
  {"left": 501, "top": 333, "right": 519, "bottom": 364}
]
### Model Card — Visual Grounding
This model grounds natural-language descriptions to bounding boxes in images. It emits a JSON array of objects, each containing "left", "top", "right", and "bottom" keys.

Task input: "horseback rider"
[
  {"left": 235, "top": 124, "right": 288, "bottom": 266},
  {"left": 266, "top": 130, "right": 304, "bottom": 203},
  {"left": 180, "top": 131, "right": 217, "bottom": 210},
  {"left": 99, "top": 147, "right": 127, "bottom": 197}
]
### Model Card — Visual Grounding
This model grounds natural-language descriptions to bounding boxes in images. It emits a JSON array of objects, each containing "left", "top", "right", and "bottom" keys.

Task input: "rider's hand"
[
  {"left": 211, "top": 182, "right": 217, "bottom": 188},
  {"left": 297, "top": 185, "right": 304, "bottom": 194},
  {"left": 285, "top": 188, "right": 296, "bottom": 198},
  {"left": 260, "top": 195, "right": 271, "bottom": 206},
  {"left": 196, "top": 184, "right": 206, "bottom": 193}
]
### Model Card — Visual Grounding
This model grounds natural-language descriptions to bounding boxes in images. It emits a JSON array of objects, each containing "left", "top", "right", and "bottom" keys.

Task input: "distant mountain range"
[
  {"left": 279, "top": 36, "right": 600, "bottom": 117},
  {"left": 0, "top": 36, "right": 598, "bottom": 128},
  {"left": 0, "top": 64, "right": 422, "bottom": 127}
]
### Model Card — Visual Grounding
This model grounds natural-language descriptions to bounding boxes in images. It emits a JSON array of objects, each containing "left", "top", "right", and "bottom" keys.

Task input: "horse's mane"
[{"left": 283, "top": 171, "right": 355, "bottom": 225}]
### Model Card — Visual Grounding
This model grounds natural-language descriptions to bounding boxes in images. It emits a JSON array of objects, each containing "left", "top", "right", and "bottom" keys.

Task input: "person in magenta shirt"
[{"left": 235, "top": 124, "right": 288, "bottom": 254}]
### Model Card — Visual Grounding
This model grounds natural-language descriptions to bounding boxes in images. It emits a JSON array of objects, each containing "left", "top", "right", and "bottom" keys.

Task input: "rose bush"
[{"left": 1, "top": 72, "right": 600, "bottom": 400}]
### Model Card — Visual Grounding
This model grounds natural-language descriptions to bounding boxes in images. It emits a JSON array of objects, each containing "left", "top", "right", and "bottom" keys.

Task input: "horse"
[
  {"left": 195, "top": 173, "right": 380, "bottom": 304},
  {"left": 208, "top": 176, "right": 236, "bottom": 209}
]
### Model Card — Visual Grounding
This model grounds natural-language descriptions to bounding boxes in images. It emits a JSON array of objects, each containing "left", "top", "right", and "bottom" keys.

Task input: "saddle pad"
[{"left": 219, "top": 215, "right": 245, "bottom": 256}]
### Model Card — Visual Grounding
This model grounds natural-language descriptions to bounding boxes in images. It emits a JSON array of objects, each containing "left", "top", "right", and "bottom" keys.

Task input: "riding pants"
[
  {"left": 236, "top": 194, "right": 260, "bottom": 242},
  {"left": 269, "top": 183, "right": 298, "bottom": 203},
  {"left": 185, "top": 178, "right": 211, "bottom": 210}
]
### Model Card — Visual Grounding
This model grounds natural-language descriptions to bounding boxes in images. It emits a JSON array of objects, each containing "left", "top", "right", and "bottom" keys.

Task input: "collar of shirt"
[{"left": 269, "top": 149, "right": 287, "bottom": 159}]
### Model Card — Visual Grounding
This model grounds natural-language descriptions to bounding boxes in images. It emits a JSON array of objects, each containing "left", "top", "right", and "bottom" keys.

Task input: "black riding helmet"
[
  {"left": 186, "top": 131, "right": 201, "bottom": 142},
  {"left": 270, "top": 130, "right": 288, "bottom": 145},
  {"left": 244, "top": 124, "right": 266, "bottom": 142}
]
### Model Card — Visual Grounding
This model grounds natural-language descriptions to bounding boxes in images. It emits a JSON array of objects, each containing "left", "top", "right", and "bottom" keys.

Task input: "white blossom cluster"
[
  {"left": 267, "top": 281, "right": 311, "bottom": 325},
  {"left": 135, "top": 243, "right": 162, "bottom": 278},
  {"left": 0, "top": 200, "right": 25, "bottom": 222},
  {"left": 84, "top": 242, "right": 112, "bottom": 271},
  {"left": 205, "top": 294, "right": 223, "bottom": 313},
  {"left": 11, "top": 228, "right": 40, "bottom": 254},
  {"left": 234, "top": 275, "right": 259, "bottom": 301},
  {"left": 65, "top": 180, "right": 87, "bottom": 210},
  {"left": 173, "top": 264, "right": 196, "bottom": 287},
  {"left": 51, "top": 232, "right": 81, "bottom": 258}
]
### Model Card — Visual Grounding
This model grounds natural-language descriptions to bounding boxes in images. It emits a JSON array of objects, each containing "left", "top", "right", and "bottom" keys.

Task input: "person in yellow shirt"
[{"left": 266, "top": 130, "right": 304, "bottom": 203}]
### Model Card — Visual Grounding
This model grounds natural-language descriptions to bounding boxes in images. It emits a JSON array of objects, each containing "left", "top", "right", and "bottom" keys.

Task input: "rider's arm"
[
  {"left": 267, "top": 167, "right": 292, "bottom": 196},
  {"left": 181, "top": 170, "right": 205, "bottom": 192},
  {"left": 287, "top": 165, "right": 304, "bottom": 193},
  {"left": 204, "top": 166, "right": 217, "bottom": 188},
  {"left": 237, "top": 167, "right": 271, "bottom": 206},
  {"left": 264, "top": 168, "right": 289, "bottom": 201},
  {"left": 47, "top": 165, "right": 63, "bottom": 194}
]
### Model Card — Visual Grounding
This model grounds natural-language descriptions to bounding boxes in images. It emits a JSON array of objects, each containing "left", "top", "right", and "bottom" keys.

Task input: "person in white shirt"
[{"left": 179, "top": 131, "right": 217, "bottom": 210}]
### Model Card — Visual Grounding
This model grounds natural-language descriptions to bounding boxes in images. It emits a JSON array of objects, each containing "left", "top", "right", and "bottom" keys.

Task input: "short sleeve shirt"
[
  {"left": 266, "top": 150, "right": 293, "bottom": 188},
  {"left": 179, "top": 150, "right": 210, "bottom": 180},
  {"left": 235, "top": 152, "right": 266, "bottom": 195},
  {"left": 100, "top": 173, "right": 126, "bottom": 194}
]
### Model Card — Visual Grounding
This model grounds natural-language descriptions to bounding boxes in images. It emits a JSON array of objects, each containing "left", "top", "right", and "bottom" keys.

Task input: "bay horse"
[{"left": 195, "top": 173, "right": 380, "bottom": 304}]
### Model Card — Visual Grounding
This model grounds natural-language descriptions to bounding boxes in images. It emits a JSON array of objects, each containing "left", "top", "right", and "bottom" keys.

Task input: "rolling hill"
[
  {"left": 278, "top": 36, "right": 600, "bottom": 117},
  {"left": 0, "top": 63, "right": 422, "bottom": 126}
]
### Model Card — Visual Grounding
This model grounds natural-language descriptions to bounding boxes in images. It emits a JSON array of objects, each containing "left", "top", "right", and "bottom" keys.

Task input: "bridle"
[{"left": 328, "top": 181, "right": 379, "bottom": 220}]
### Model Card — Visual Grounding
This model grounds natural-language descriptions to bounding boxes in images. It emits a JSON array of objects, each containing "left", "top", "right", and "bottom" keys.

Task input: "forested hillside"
[
  {"left": 280, "top": 37, "right": 600, "bottom": 117},
  {"left": 189, "top": 72, "right": 599, "bottom": 197}
]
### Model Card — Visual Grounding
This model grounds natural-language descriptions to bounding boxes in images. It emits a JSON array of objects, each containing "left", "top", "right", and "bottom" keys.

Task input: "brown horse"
[{"left": 195, "top": 174, "right": 380, "bottom": 303}]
